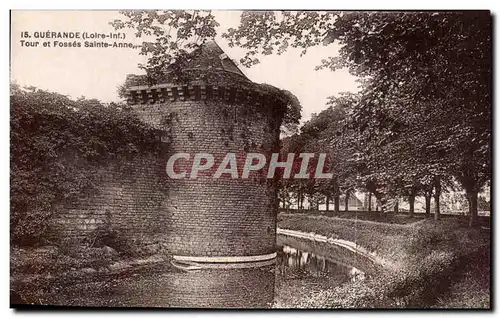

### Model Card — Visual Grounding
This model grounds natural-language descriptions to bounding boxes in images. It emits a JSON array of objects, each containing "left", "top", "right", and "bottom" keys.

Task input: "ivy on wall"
[{"left": 10, "top": 85, "right": 167, "bottom": 246}]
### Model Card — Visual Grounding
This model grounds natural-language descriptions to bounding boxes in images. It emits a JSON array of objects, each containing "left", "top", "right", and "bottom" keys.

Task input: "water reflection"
[
  {"left": 277, "top": 244, "right": 366, "bottom": 283},
  {"left": 163, "top": 265, "right": 275, "bottom": 308}
]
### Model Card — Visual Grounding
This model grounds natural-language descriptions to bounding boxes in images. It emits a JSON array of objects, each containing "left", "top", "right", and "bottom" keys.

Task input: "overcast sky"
[{"left": 11, "top": 10, "right": 360, "bottom": 123}]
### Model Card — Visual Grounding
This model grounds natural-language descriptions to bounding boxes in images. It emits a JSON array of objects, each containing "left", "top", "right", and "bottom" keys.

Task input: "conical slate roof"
[
  {"left": 124, "top": 40, "right": 250, "bottom": 88},
  {"left": 125, "top": 40, "right": 290, "bottom": 112},
  {"left": 181, "top": 40, "right": 249, "bottom": 80}
]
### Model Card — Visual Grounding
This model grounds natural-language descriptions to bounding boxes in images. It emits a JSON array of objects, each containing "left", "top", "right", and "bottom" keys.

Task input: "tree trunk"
[
  {"left": 326, "top": 198, "right": 334, "bottom": 217},
  {"left": 299, "top": 191, "right": 304, "bottom": 210},
  {"left": 434, "top": 194, "right": 441, "bottom": 220},
  {"left": 434, "top": 176, "right": 441, "bottom": 221},
  {"left": 368, "top": 192, "right": 372, "bottom": 212},
  {"left": 393, "top": 199, "right": 399, "bottom": 214},
  {"left": 379, "top": 199, "right": 385, "bottom": 216},
  {"left": 325, "top": 195, "right": 330, "bottom": 212},
  {"left": 334, "top": 194, "right": 340, "bottom": 214},
  {"left": 344, "top": 192, "right": 350, "bottom": 212},
  {"left": 467, "top": 190, "right": 479, "bottom": 227},
  {"left": 424, "top": 192, "right": 431, "bottom": 218},
  {"left": 409, "top": 194, "right": 415, "bottom": 218}
]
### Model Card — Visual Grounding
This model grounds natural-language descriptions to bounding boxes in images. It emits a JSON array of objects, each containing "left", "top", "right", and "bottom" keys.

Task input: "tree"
[
  {"left": 299, "top": 92, "right": 359, "bottom": 215},
  {"left": 224, "top": 11, "right": 491, "bottom": 226}
]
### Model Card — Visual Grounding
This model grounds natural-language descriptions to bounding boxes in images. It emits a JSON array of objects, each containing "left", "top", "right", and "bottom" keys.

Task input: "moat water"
[
  {"left": 17, "top": 235, "right": 370, "bottom": 308},
  {"left": 277, "top": 244, "right": 365, "bottom": 283}
]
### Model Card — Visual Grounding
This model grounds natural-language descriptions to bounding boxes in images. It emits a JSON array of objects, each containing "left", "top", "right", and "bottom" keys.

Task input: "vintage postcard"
[{"left": 9, "top": 10, "right": 492, "bottom": 309}]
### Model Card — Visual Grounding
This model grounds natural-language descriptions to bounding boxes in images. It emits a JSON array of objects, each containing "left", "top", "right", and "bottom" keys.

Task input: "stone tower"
[{"left": 125, "top": 41, "right": 287, "bottom": 264}]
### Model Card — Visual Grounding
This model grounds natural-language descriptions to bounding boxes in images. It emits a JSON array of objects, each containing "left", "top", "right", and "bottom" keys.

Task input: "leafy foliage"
[
  {"left": 226, "top": 11, "right": 491, "bottom": 224},
  {"left": 222, "top": 11, "right": 339, "bottom": 66},
  {"left": 110, "top": 10, "right": 219, "bottom": 80},
  {"left": 10, "top": 85, "right": 163, "bottom": 245}
]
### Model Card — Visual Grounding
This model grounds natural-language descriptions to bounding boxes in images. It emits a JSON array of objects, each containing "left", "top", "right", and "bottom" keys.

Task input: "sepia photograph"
[{"left": 9, "top": 8, "right": 492, "bottom": 309}]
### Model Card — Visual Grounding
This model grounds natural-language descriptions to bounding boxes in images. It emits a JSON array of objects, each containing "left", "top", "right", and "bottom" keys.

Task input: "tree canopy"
[
  {"left": 110, "top": 10, "right": 491, "bottom": 225},
  {"left": 224, "top": 11, "right": 491, "bottom": 224}
]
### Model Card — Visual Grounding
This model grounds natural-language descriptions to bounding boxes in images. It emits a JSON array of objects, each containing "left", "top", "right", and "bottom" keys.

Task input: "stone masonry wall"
[
  {"left": 48, "top": 83, "right": 282, "bottom": 258},
  {"left": 49, "top": 154, "right": 169, "bottom": 244},
  {"left": 131, "top": 90, "right": 281, "bottom": 257}
]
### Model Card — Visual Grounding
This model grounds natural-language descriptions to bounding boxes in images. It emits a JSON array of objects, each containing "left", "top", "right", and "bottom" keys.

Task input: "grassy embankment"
[{"left": 277, "top": 213, "right": 490, "bottom": 309}]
